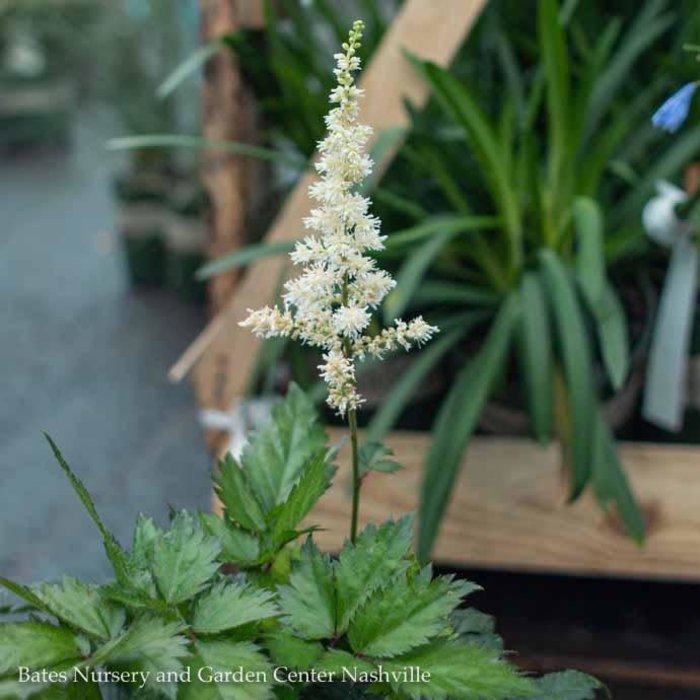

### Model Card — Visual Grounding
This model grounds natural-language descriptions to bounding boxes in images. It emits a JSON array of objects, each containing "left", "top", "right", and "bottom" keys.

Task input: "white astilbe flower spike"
[{"left": 240, "top": 20, "right": 438, "bottom": 415}]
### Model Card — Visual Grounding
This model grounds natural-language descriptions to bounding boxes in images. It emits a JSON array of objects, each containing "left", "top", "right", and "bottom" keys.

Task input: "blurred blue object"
[{"left": 652, "top": 82, "right": 698, "bottom": 133}]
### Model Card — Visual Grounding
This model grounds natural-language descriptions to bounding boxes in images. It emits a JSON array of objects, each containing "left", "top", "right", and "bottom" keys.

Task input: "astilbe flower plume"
[{"left": 241, "top": 20, "right": 437, "bottom": 415}]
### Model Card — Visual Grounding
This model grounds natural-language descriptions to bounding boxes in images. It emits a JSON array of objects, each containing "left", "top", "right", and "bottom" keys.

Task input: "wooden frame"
[{"left": 187, "top": 0, "right": 700, "bottom": 584}]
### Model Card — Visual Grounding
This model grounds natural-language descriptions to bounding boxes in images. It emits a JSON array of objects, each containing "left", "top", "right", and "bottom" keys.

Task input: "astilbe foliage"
[{"left": 0, "top": 388, "right": 601, "bottom": 700}]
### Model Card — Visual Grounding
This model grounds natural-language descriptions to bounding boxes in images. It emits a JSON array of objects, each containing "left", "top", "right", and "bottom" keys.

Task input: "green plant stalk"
[{"left": 349, "top": 407, "right": 360, "bottom": 543}]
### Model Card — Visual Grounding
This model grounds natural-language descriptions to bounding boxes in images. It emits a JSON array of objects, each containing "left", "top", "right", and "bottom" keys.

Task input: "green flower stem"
[{"left": 348, "top": 407, "right": 360, "bottom": 543}]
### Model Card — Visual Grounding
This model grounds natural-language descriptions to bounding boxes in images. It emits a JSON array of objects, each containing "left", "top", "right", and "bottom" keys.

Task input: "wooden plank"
[
  {"left": 216, "top": 432, "right": 700, "bottom": 581},
  {"left": 179, "top": 0, "right": 489, "bottom": 420},
  {"left": 199, "top": 0, "right": 265, "bottom": 317}
]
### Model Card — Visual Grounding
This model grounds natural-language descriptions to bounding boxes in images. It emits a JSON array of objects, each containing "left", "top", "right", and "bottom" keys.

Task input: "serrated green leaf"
[
  {"left": 193, "top": 581, "right": 278, "bottom": 634},
  {"left": 531, "top": 670, "right": 602, "bottom": 699},
  {"left": 0, "top": 577, "right": 50, "bottom": 614},
  {"left": 348, "top": 573, "right": 475, "bottom": 658},
  {"left": 451, "top": 608, "right": 504, "bottom": 653},
  {"left": 44, "top": 435, "right": 130, "bottom": 585},
  {"left": 33, "top": 578, "right": 125, "bottom": 640},
  {"left": 215, "top": 455, "right": 268, "bottom": 533},
  {"left": 419, "top": 295, "right": 519, "bottom": 562},
  {"left": 152, "top": 512, "right": 221, "bottom": 604},
  {"left": 131, "top": 515, "right": 160, "bottom": 569},
  {"left": 243, "top": 384, "right": 328, "bottom": 514},
  {"left": 314, "top": 649, "right": 375, "bottom": 677},
  {"left": 92, "top": 616, "right": 189, "bottom": 677},
  {"left": 272, "top": 453, "right": 335, "bottom": 541},
  {"left": 357, "top": 443, "right": 402, "bottom": 477},
  {"left": 201, "top": 514, "right": 261, "bottom": 566},
  {"left": 278, "top": 540, "right": 335, "bottom": 640},
  {"left": 265, "top": 630, "right": 323, "bottom": 669},
  {"left": 0, "top": 622, "right": 81, "bottom": 675},
  {"left": 383, "top": 641, "right": 533, "bottom": 699},
  {"left": 193, "top": 641, "right": 274, "bottom": 700},
  {"left": 335, "top": 517, "right": 413, "bottom": 634}
]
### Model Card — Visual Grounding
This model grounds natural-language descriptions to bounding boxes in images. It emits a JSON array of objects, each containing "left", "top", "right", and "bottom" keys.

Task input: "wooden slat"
[
  {"left": 214, "top": 432, "right": 700, "bottom": 582},
  {"left": 178, "top": 0, "right": 488, "bottom": 420},
  {"left": 199, "top": 0, "right": 265, "bottom": 316}
]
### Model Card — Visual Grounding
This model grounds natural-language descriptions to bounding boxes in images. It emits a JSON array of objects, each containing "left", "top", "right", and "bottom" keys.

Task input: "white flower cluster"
[{"left": 241, "top": 20, "right": 438, "bottom": 415}]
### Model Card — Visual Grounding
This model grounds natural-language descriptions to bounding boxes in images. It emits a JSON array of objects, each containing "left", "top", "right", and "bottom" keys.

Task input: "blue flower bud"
[{"left": 652, "top": 82, "right": 698, "bottom": 133}]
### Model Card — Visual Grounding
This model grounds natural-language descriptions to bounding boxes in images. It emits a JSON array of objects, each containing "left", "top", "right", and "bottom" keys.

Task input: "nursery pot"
[
  {"left": 113, "top": 168, "right": 172, "bottom": 287},
  {"left": 164, "top": 182, "right": 208, "bottom": 304}
]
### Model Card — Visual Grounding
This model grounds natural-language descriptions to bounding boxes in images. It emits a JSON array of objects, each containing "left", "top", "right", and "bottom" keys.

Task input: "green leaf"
[
  {"left": 43, "top": 435, "right": 130, "bottom": 585},
  {"left": 409, "top": 55, "right": 521, "bottom": 264},
  {"left": 348, "top": 573, "right": 475, "bottom": 658},
  {"left": 539, "top": 250, "right": 596, "bottom": 499},
  {"left": 33, "top": 578, "right": 125, "bottom": 640},
  {"left": 591, "top": 409, "right": 645, "bottom": 543},
  {"left": 594, "top": 284, "right": 630, "bottom": 391},
  {"left": 151, "top": 512, "right": 221, "bottom": 604},
  {"left": 193, "top": 581, "right": 278, "bottom": 634},
  {"left": 383, "top": 215, "right": 501, "bottom": 253},
  {"left": 360, "top": 127, "right": 408, "bottom": 195},
  {"left": 277, "top": 540, "right": 335, "bottom": 640},
  {"left": 383, "top": 640, "right": 534, "bottom": 699},
  {"left": 107, "top": 135, "right": 308, "bottom": 171},
  {"left": 409, "top": 280, "right": 499, "bottom": 307},
  {"left": 539, "top": 0, "right": 571, "bottom": 190},
  {"left": 366, "top": 324, "right": 481, "bottom": 445},
  {"left": 0, "top": 577, "right": 50, "bottom": 614},
  {"left": 272, "top": 453, "right": 335, "bottom": 541},
  {"left": 0, "top": 622, "right": 81, "bottom": 675},
  {"left": 357, "top": 443, "right": 402, "bottom": 477},
  {"left": 265, "top": 630, "right": 323, "bottom": 669},
  {"left": 243, "top": 384, "right": 328, "bottom": 513},
  {"left": 573, "top": 197, "right": 605, "bottom": 309},
  {"left": 214, "top": 455, "right": 268, "bottom": 533},
  {"left": 531, "top": 670, "right": 602, "bottom": 699},
  {"left": 315, "top": 649, "right": 375, "bottom": 676},
  {"left": 157, "top": 40, "right": 223, "bottom": 99},
  {"left": 200, "top": 514, "right": 261, "bottom": 566},
  {"left": 196, "top": 241, "right": 296, "bottom": 281},
  {"left": 451, "top": 608, "right": 503, "bottom": 652},
  {"left": 190, "top": 641, "right": 273, "bottom": 700},
  {"left": 92, "top": 616, "right": 189, "bottom": 675},
  {"left": 419, "top": 295, "right": 519, "bottom": 561},
  {"left": 335, "top": 517, "right": 413, "bottom": 634},
  {"left": 520, "top": 273, "right": 553, "bottom": 444},
  {"left": 384, "top": 228, "right": 464, "bottom": 322}
]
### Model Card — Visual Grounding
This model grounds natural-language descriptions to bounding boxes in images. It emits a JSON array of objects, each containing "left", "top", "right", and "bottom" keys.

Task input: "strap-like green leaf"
[
  {"left": 591, "top": 409, "right": 645, "bottom": 543},
  {"left": 520, "top": 273, "right": 553, "bottom": 444},
  {"left": 539, "top": 250, "right": 596, "bottom": 499},
  {"left": 573, "top": 197, "right": 606, "bottom": 309},
  {"left": 196, "top": 241, "right": 295, "bottom": 280},
  {"left": 365, "top": 324, "right": 480, "bottom": 445},
  {"left": 418, "top": 295, "right": 520, "bottom": 561}
]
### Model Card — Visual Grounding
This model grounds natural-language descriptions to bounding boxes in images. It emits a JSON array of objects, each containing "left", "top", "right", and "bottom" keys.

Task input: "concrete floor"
[{"left": 0, "top": 114, "right": 211, "bottom": 584}]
